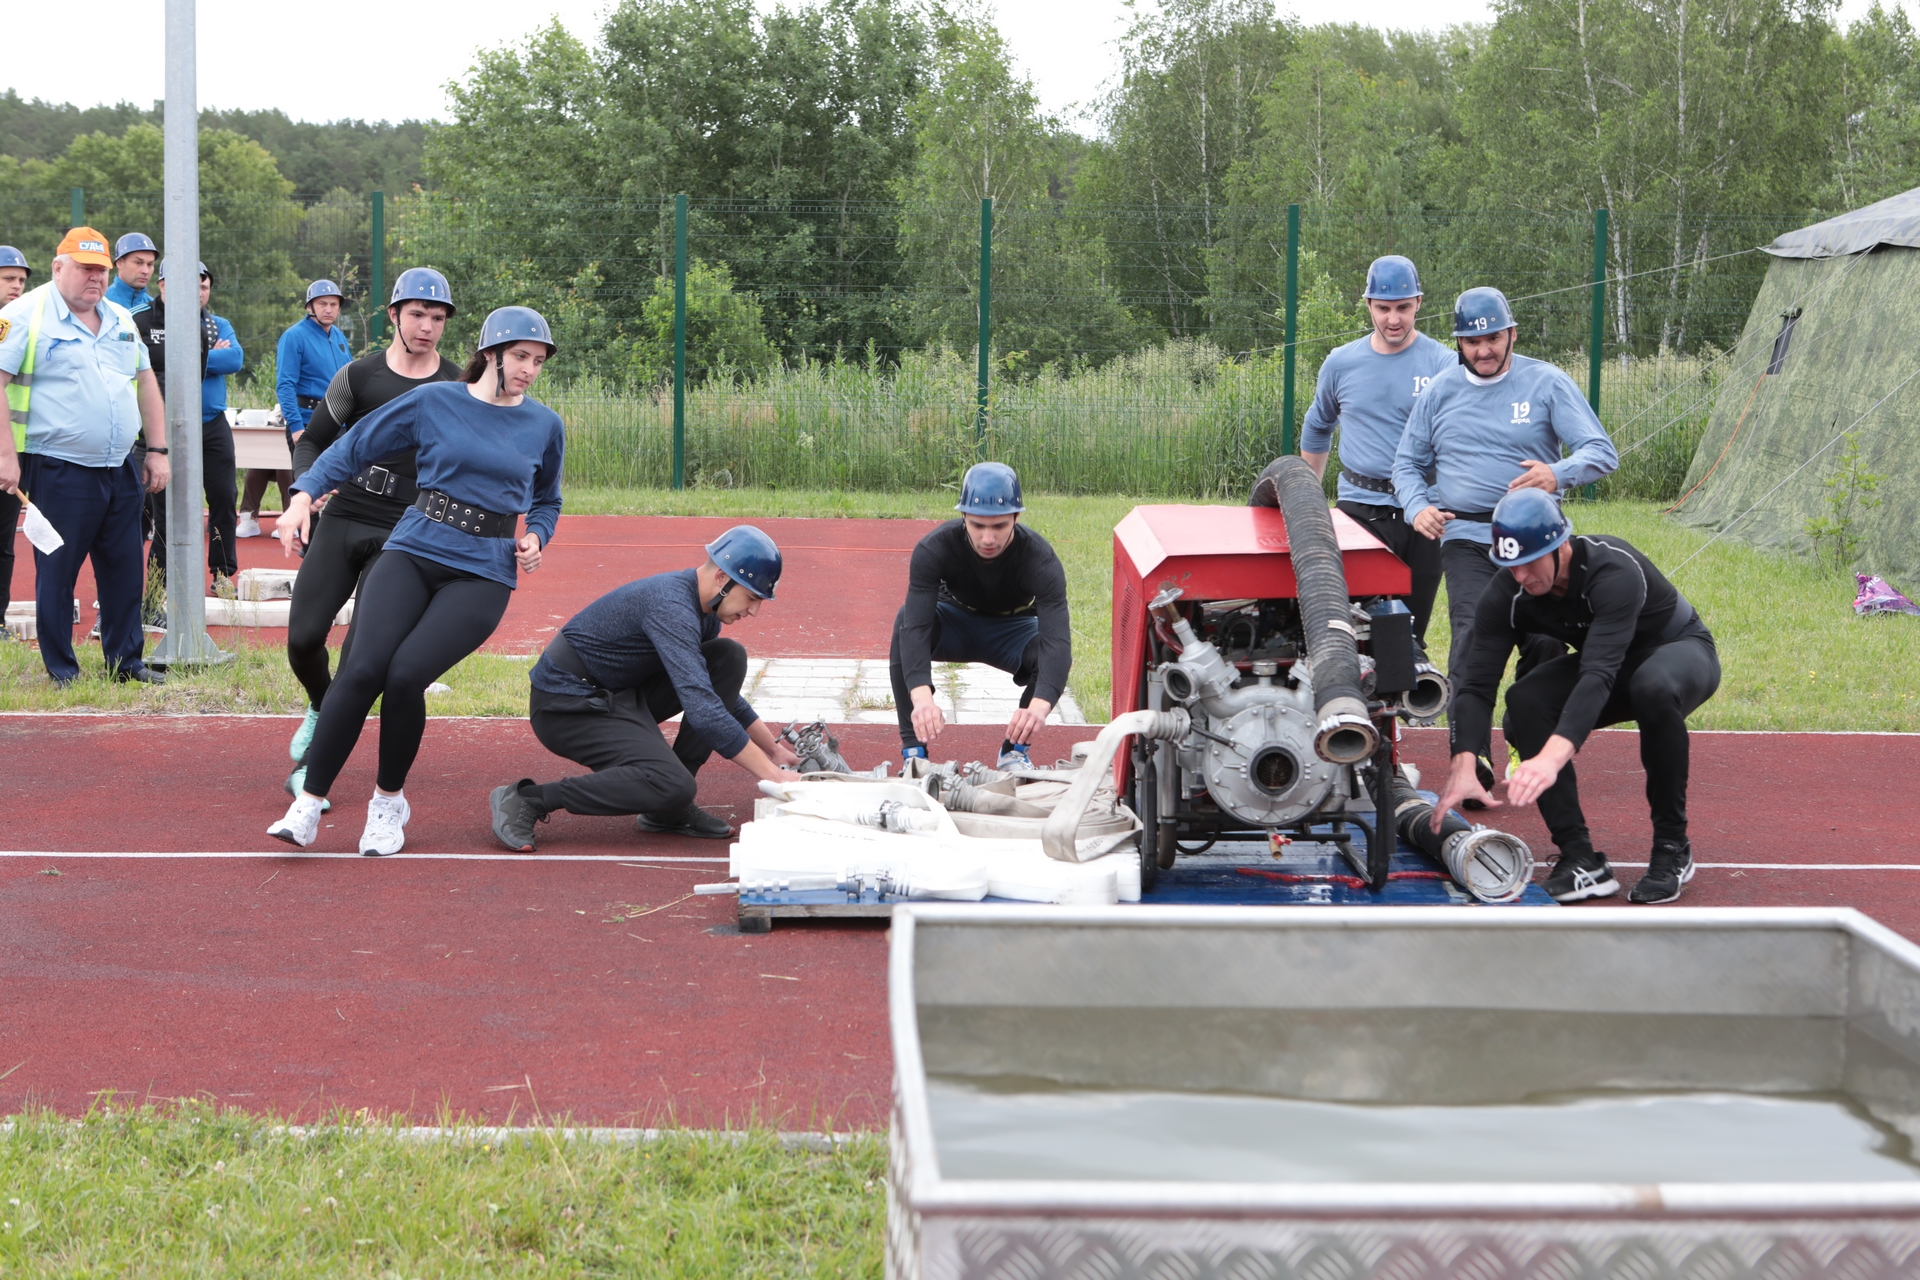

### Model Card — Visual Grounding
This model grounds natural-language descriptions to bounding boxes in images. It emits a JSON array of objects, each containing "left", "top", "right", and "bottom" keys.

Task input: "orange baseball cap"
[{"left": 56, "top": 227, "right": 113, "bottom": 268}]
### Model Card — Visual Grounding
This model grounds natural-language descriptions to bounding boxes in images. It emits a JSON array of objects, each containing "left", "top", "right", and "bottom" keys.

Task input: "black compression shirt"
[
  {"left": 1449, "top": 534, "right": 1712, "bottom": 757},
  {"left": 896, "top": 520, "right": 1072, "bottom": 705},
  {"left": 290, "top": 351, "right": 462, "bottom": 526}
]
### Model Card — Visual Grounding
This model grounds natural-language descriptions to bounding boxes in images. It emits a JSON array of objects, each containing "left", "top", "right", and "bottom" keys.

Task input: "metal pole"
[
  {"left": 1587, "top": 207, "right": 1608, "bottom": 500},
  {"left": 976, "top": 197, "right": 992, "bottom": 455},
  {"left": 150, "top": 0, "right": 227, "bottom": 668},
  {"left": 1281, "top": 203, "right": 1300, "bottom": 456},
  {"left": 369, "top": 191, "right": 385, "bottom": 345},
  {"left": 672, "top": 194, "right": 687, "bottom": 492},
  {"left": 69, "top": 187, "right": 83, "bottom": 228}
]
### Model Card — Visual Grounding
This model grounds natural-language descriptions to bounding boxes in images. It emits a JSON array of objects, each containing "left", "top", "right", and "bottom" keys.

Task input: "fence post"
[
  {"left": 976, "top": 197, "right": 992, "bottom": 456},
  {"left": 1586, "top": 207, "right": 1608, "bottom": 500},
  {"left": 673, "top": 193, "right": 688, "bottom": 492},
  {"left": 1281, "top": 203, "right": 1300, "bottom": 456},
  {"left": 369, "top": 191, "right": 385, "bottom": 344},
  {"left": 69, "top": 187, "right": 83, "bottom": 228}
]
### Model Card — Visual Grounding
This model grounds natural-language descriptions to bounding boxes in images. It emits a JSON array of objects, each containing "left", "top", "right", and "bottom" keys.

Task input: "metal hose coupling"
[
  {"left": 1441, "top": 826, "right": 1534, "bottom": 903},
  {"left": 1402, "top": 661, "right": 1450, "bottom": 725},
  {"left": 1312, "top": 695, "right": 1379, "bottom": 764}
]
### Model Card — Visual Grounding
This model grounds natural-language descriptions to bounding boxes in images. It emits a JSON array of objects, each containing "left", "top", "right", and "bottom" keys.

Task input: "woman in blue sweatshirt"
[{"left": 266, "top": 307, "right": 565, "bottom": 855}]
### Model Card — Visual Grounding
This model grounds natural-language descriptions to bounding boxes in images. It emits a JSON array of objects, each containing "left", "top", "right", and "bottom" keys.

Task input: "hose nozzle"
[{"left": 1313, "top": 696, "right": 1379, "bottom": 764}]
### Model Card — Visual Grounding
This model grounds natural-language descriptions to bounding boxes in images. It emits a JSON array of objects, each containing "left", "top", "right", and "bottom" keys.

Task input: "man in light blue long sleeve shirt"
[
  {"left": 1392, "top": 286, "right": 1618, "bottom": 693},
  {"left": 249, "top": 280, "right": 352, "bottom": 535}
]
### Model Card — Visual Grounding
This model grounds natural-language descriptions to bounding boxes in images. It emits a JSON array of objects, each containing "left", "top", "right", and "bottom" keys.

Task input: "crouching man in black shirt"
[
  {"left": 889, "top": 462, "right": 1071, "bottom": 771},
  {"left": 1432, "top": 489, "right": 1721, "bottom": 904}
]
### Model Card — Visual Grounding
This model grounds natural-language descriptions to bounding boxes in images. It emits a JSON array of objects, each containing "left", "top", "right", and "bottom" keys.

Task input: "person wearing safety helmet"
[
  {"left": 1432, "top": 489, "right": 1719, "bottom": 905},
  {"left": 238, "top": 280, "right": 355, "bottom": 540},
  {"left": 266, "top": 305, "right": 564, "bottom": 856},
  {"left": 0, "top": 246, "right": 30, "bottom": 306},
  {"left": 106, "top": 232, "right": 158, "bottom": 317},
  {"left": 487, "top": 525, "right": 807, "bottom": 850},
  {"left": 1391, "top": 286, "right": 1618, "bottom": 708},
  {"left": 1295, "top": 254, "right": 1454, "bottom": 646},
  {"left": 889, "top": 461, "right": 1072, "bottom": 771},
  {"left": 277, "top": 267, "right": 464, "bottom": 802}
]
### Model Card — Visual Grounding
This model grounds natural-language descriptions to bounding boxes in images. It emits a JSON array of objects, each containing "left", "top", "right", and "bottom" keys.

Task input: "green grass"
[
  {"left": 7, "top": 490, "right": 1911, "bottom": 731},
  {"left": 0, "top": 1103, "right": 885, "bottom": 1276}
]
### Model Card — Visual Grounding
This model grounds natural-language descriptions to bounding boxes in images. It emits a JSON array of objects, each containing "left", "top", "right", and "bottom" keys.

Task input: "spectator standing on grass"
[
  {"left": 244, "top": 279, "right": 352, "bottom": 538},
  {"left": 487, "top": 526, "right": 805, "bottom": 852},
  {"left": 267, "top": 307, "right": 564, "bottom": 857},
  {"left": 0, "top": 246, "right": 32, "bottom": 629},
  {"left": 0, "top": 227, "right": 170, "bottom": 685},
  {"left": 1296, "top": 255, "right": 1454, "bottom": 646},
  {"left": 105, "top": 233, "right": 157, "bottom": 318},
  {"left": 279, "top": 267, "right": 461, "bottom": 803},
  {"left": 135, "top": 260, "right": 243, "bottom": 590}
]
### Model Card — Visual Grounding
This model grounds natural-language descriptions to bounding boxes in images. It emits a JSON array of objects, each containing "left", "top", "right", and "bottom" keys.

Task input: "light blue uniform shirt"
[
  {"left": 1300, "top": 332, "right": 1454, "bottom": 507},
  {"left": 0, "top": 282, "right": 151, "bottom": 468},
  {"left": 1391, "top": 354, "right": 1618, "bottom": 546}
]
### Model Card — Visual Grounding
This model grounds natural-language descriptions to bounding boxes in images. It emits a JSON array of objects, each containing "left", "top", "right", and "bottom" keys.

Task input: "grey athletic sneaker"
[
  {"left": 490, "top": 779, "right": 547, "bottom": 852},
  {"left": 1629, "top": 840, "right": 1696, "bottom": 904},
  {"left": 635, "top": 804, "right": 733, "bottom": 840}
]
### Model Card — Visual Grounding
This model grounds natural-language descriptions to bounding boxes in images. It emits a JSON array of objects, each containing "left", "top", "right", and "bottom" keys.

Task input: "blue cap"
[
  {"left": 1453, "top": 286, "right": 1516, "bottom": 337},
  {"left": 956, "top": 461, "right": 1024, "bottom": 516},
  {"left": 706, "top": 525, "right": 782, "bottom": 600},
  {"left": 0, "top": 245, "right": 30, "bottom": 275},
  {"left": 390, "top": 267, "right": 455, "bottom": 314},
  {"left": 1362, "top": 255, "right": 1422, "bottom": 301},
  {"left": 305, "top": 279, "right": 344, "bottom": 305},
  {"left": 113, "top": 232, "right": 158, "bottom": 261},
  {"left": 1489, "top": 489, "right": 1572, "bottom": 567},
  {"left": 478, "top": 305, "right": 555, "bottom": 355},
  {"left": 157, "top": 260, "right": 209, "bottom": 282}
]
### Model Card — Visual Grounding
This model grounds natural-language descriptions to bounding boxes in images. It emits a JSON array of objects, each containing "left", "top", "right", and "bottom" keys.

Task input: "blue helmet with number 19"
[
  {"left": 1489, "top": 489, "right": 1571, "bottom": 567},
  {"left": 1453, "top": 286, "right": 1517, "bottom": 337},
  {"left": 1362, "top": 255, "right": 1422, "bottom": 301}
]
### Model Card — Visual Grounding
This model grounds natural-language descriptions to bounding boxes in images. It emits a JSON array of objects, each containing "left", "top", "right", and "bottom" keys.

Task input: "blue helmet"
[
  {"left": 113, "top": 232, "right": 158, "bottom": 261},
  {"left": 1453, "top": 286, "right": 1516, "bottom": 337},
  {"left": 390, "top": 266, "right": 455, "bottom": 315},
  {"left": 1489, "top": 489, "right": 1571, "bottom": 568},
  {"left": 477, "top": 305, "right": 554, "bottom": 355},
  {"left": 156, "top": 260, "right": 209, "bottom": 282},
  {"left": 0, "top": 245, "right": 30, "bottom": 276},
  {"left": 305, "top": 278, "right": 344, "bottom": 305},
  {"left": 956, "top": 461, "right": 1024, "bottom": 516},
  {"left": 706, "top": 525, "right": 782, "bottom": 600},
  {"left": 1362, "top": 255, "right": 1422, "bottom": 301}
]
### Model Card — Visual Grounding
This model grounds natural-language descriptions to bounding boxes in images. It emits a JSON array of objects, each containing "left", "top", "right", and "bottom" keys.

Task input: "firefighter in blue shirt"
[
  {"left": 244, "top": 280, "right": 352, "bottom": 536},
  {"left": 105, "top": 233, "right": 157, "bottom": 317},
  {"left": 1298, "top": 255, "right": 1454, "bottom": 644}
]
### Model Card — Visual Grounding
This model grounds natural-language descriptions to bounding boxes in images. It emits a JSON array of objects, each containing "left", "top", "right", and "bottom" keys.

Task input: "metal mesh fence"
[{"left": 0, "top": 191, "right": 1800, "bottom": 499}]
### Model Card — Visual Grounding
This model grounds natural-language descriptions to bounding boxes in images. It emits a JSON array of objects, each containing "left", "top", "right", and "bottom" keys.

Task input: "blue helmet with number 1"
[
  {"left": 0, "top": 245, "right": 30, "bottom": 276},
  {"left": 1453, "top": 286, "right": 1517, "bottom": 337},
  {"left": 1362, "top": 255, "right": 1422, "bottom": 301},
  {"left": 956, "top": 461, "right": 1024, "bottom": 515},
  {"left": 305, "top": 278, "right": 344, "bottom": 305},
  {"left": 706, "top": 525, "right": 782, "bottom": 599},
  {"left": 1489, "top": 489, "right": 1571, "bottom": 567},
  {"left": 113, "top": 232, "right": 158, "bottom": 261},
  {"left": 390, "top": 267, "right": 455, "bottom": 314}
]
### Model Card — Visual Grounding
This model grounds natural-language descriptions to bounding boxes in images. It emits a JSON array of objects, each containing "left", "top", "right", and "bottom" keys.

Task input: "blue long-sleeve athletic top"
[
  {"left": 276, "top": 315, "right": 353, "bottom": 433},
  {"left": 1391, "top": 355, "right": 1617, "bottom": 545},
  {"left": 1299, "top": 332, "right": 1454, "bottom": 507},
  {"left": 201, "top": 314, "right": 243, "bottom": 421},
  {"left": 295, "top": 380, "right": 565, "bottom": 588}
]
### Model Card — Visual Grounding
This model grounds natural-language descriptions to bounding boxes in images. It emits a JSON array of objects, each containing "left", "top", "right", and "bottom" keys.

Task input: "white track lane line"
[{"left": 0, "top": 850, "right": 728, "bottom": 862}]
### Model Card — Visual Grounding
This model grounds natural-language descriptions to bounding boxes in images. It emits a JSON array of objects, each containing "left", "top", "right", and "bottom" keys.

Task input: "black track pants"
[
  {"left": 1500, "top": 633, "right": 1721, "bottom": 854},
  {"left": 1441, "top": 540, "right": 1566, "bottom": 682},
  {"left": 529, "top": 638, "right": 748, "bottom": 816},
  {"left": 147, "top": 412, "right": 239, "bottom": 581},
  {"left": 287, "top": 510, "right": 393, "bottom": 709},
  {"left": 0, "top": 488, "right": 19, "bottom": 616},
  {"left": 1337, "top": 500, "right": 1441, "bottom": 647},
  {"left": 300, "top": 551, "right": 510, "bottom": 796},
  {"left": 888, "top": 602, "right": 1041, "bottom": 749}
]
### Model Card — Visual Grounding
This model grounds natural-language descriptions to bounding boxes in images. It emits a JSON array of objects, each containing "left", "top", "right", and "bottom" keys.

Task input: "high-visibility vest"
[{"left": 5, "top": 283, "right": 138, "bottom": 452}]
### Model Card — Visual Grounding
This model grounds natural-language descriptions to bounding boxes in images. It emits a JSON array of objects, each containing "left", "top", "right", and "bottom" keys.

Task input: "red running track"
[
  {"left": 5, "top": 714, "right": 1920, "bottom": 1126},
  {"left": 6, "top": 514, "right": 937, "bottom": 657}
]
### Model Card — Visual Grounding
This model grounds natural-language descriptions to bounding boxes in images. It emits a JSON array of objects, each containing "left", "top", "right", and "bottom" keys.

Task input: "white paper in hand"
[{"left": 21, "top": 501, "right": 64, "bottom": 554}]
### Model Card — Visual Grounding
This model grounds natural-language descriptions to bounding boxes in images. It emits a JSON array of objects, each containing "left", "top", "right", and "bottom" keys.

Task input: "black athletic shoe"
[
  {"left": 490, "top": 779, "right": 548, "bottom": 852},
  {"left": 1463, "top": 753, "right": 1498, "bottom": 810},
  {"left": 114, "top": 664, "right": 166, "bottom": 686},
  {"left": 635, "top": 804, "right": 734, "bottom": 840},
  {"left": 1629, "top": 840, "right": 1695, "bottom": 904},
  {"left": 1543, "top": 848, "right": 1620, "bottom": 903}
]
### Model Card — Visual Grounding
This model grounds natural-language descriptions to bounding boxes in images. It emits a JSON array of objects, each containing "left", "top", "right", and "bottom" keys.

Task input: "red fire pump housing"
[{"left": 1111, "top": 503, "right": 1446, "bottom": 892}]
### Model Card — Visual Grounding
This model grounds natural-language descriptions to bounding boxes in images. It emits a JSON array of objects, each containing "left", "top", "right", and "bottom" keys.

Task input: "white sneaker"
[
  {"left": 268, "top": 794, "right": 325, "bottom": 847},
  {"left": 359, "top": 791, "right": 411, "bottom": 856},
  {"left": 235, "top": 515, "right": 262, "bottom": 538}
]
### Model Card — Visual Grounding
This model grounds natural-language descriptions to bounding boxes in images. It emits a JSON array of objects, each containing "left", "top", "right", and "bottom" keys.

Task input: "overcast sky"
[{"left": 4, "top": 0, "right": 1910, "bottom": 129}]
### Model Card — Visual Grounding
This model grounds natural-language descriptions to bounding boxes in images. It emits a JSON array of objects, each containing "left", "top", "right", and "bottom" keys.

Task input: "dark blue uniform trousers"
[
  {"left": 22, "top": 454, "right": 149, "bottom": 683},
  {"left": 889, "top": 600, "right": 1041, "bottom": 749}
]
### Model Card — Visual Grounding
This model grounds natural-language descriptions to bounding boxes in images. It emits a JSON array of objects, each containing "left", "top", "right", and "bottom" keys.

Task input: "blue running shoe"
[
  {"left": 291, "top": 705, "right": 321, "bottom": 763},
  {"left": 902, "top": 745, "right": 928, "bottom": 763},
  {"left": 995, "top": 744, "right": 1033, "bottom": 771},
  {"left": 286, "top": 766, "right": 331, "bottom": 813}
]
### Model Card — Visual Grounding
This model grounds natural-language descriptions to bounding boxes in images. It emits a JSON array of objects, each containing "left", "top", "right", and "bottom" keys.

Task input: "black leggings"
[
  {"left": 1337, "top": 500, "right": 1442, "bottom": 648},
  {"left": 300, "top": 551, "right": 510, "bottom": 796},
  {"left": 287, "top": 509, "right": 393, "bottom": 709},
  {"left": 1501, "top": 632, "right": 1721, "bottom": 855},
  {"left": 0, "top": 488, "right": 19, "bottom": 616}
]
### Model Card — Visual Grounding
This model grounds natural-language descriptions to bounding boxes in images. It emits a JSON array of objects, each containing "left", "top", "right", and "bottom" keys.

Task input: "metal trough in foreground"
[{"left": 888, "top": 906, "right": 1920, "bottom": 1280}]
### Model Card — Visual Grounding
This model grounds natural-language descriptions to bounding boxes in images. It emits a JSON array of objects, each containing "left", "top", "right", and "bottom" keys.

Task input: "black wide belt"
[
  {"left": 350, "top": 464, "right": 419, "bottom": 505},
  {"left": 543, "top": 631, "right": 593, "bottom": 681},
  {"left": 297, "top": 394, "right": 323, "bottom": 409},
  {"left": 1342, "top": 469, "right": 1395, "bottom": 495},
  {"left": 413, "top": 490, "right": 518, "bottom": 538},
  {"left": 1445, "top": 509, "right": 1496, "bottom": 523}
]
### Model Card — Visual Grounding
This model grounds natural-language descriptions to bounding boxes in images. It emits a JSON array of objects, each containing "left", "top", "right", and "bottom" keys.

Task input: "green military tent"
[{"left": 1672, "top": 186, "right": 1920, "bottom": 584}]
